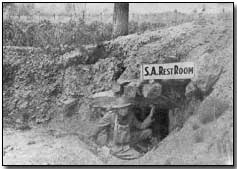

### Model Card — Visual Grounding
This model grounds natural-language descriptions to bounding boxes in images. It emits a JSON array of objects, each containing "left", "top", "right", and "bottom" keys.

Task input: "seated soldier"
[{"left": 89, "top": 97, "right": 155, "bottom": 158}]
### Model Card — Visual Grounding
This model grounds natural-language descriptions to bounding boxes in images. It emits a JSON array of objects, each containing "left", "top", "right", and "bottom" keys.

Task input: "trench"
[{"left": 89, "top": 75, "right": 196, "bottom": 159}]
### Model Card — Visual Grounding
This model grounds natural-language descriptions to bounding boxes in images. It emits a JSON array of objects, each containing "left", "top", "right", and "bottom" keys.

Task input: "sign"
[{"left": 141, "top": 62, "right": 194, "bottom": 80}]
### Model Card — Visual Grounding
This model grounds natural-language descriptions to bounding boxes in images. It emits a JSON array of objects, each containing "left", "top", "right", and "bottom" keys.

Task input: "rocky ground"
[{"left": 3, "top": 14, "right": 233, "bottom": 165}]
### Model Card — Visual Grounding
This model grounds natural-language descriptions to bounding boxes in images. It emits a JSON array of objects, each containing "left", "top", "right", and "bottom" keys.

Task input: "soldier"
[{"left": 89, "top": 97, "right": 155, "bottom": 158}]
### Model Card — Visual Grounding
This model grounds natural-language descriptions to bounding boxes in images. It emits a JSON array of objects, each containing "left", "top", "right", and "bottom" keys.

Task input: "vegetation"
[
  {"left": 3, "top": 3, "right": 202, "bottom": 52},
  {"left": 3, "top": 20, "right": 112, "bottom": 51},
  {"left": 4, "top": 19, "right": 172, "bottom": 50}
]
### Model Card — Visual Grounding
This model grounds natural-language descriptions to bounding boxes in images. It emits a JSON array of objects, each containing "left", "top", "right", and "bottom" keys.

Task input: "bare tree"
[{"left": 112, "top": 3, "right": 129, "bottom": 39}]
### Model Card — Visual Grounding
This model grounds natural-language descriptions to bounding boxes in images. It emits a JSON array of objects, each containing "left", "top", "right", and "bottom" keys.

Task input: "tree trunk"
[{"left": 112, "top": 3, "right": 129, "bottom": 39}]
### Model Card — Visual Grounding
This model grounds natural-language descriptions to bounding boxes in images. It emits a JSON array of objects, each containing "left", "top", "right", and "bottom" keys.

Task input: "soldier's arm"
[
  {"left": 133, "top": 106, "right": 155, "bottom": 130},
  {"left": 132, "top": 115, "right": 144, "bottom": 130},
  {"left": 90, "top": 111, "right": 113, "bottom": 140}
]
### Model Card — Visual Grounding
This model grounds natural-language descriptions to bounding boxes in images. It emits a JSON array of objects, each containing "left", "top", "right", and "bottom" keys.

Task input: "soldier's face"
[{"left": 118, "top": 107, "right": 129, "bottom": 116}]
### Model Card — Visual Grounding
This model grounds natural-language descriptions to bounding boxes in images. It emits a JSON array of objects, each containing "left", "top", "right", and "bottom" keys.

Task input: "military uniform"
[
  {"left": 92, "top": 110, "right": 152, "bottom": 146},
  {"left": 90, "top": 97, "right": 154, "bottom": 159}
]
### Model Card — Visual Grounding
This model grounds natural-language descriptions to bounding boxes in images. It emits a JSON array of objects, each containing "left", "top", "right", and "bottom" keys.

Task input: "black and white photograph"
[{"left": 2, "top": 2, "right": 234, "bottom": 165}]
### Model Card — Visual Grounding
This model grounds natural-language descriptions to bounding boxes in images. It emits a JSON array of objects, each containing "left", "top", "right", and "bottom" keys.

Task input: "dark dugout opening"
[{"left": 132, "top": 106, "right": 169, "bottom": 142}]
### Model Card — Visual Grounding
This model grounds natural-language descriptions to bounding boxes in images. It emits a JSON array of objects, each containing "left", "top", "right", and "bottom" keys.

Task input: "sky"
[{"left": 34, "top": 3, "right": 233, "bottom": 14}]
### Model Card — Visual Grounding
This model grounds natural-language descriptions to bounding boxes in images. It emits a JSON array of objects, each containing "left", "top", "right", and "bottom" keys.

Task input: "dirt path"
[{"left": 3, "top": 127, "right": 104, "bottom": 165}]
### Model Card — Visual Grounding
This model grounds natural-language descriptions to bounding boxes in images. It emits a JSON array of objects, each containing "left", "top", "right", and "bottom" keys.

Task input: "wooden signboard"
[{"left": 141, "top": 62, "right": 195, "bottom": 80}]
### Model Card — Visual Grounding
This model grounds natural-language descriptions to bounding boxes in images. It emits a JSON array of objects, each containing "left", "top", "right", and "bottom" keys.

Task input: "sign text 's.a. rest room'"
[{"left": 141, "top": 62, "right": 195, "bottom": 80}]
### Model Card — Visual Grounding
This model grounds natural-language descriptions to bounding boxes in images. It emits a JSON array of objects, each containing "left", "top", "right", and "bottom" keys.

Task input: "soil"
[
  {"left": 3, "top": 14, "right": 233, "bottom": 165},
  {"left": 3, "top": 127, "right": 103, "bottom": 165}
]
